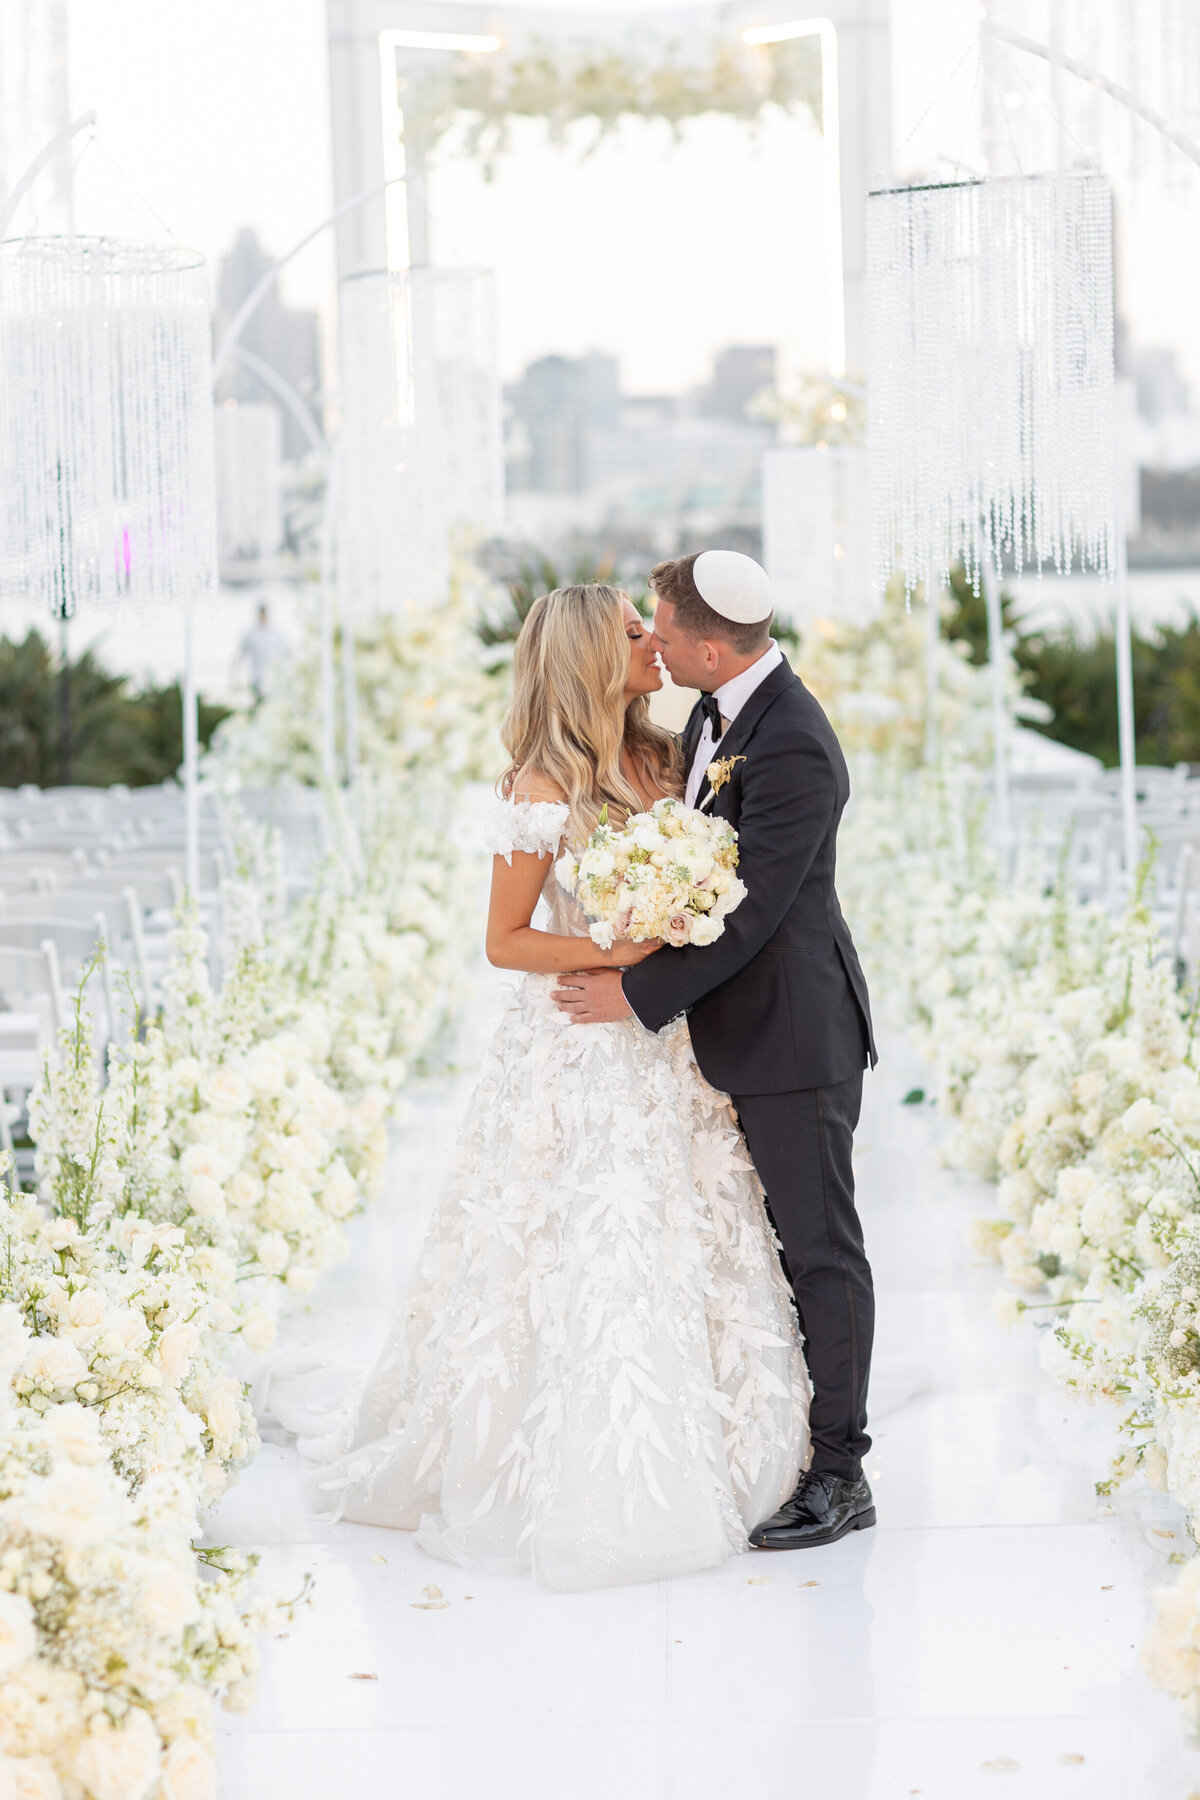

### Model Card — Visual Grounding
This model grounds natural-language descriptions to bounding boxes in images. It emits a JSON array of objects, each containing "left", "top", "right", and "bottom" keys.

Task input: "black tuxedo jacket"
[{"left": 622, "top": 655, "right": 876, "bottom": 1095}]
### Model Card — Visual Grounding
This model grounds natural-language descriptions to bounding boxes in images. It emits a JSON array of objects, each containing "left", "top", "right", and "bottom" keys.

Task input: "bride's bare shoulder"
[{"left": 507, "top": 765, "right": 567, "bottom": 806}]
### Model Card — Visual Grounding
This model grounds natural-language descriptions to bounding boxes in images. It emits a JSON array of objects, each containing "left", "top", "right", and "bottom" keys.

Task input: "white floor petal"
[{"left": 210, "top": 975, "right": 1200, "bottom": 1798}]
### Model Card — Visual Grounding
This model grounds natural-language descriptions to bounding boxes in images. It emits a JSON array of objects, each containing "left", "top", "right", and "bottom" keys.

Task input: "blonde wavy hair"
[{"left": 500, "top": 583, "right": 682, "bottom": 845}]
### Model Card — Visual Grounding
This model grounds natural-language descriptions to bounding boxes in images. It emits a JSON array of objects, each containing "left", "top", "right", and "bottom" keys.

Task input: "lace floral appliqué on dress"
[{"left": 310, "top": 797, "right": 810, "bottom": 1589}]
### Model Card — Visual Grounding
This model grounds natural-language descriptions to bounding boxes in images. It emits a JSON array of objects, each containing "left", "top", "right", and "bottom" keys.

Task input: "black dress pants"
[{"left": 731, "top": 1072, "right": 873, "bottom": 1482}]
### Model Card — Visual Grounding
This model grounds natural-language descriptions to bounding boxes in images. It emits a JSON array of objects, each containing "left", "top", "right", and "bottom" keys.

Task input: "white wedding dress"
[{"left": 310, "top": 798, "right": 810, "bottom": 1590}]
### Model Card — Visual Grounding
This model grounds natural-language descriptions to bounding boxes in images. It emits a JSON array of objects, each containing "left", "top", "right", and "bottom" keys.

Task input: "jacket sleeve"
[{"left": 622, "top": 727, "right": 837, "bottom": 1032}]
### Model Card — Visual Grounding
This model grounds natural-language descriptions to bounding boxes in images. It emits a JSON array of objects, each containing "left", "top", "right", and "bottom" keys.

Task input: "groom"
[{"left": 552, "top": 549, "right": 878, "bottom": 1549}]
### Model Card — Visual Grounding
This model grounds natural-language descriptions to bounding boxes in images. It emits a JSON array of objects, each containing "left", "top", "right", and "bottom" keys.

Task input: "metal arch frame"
[{"left": 326, "top": 0, "right": 891, "bottom": 376}]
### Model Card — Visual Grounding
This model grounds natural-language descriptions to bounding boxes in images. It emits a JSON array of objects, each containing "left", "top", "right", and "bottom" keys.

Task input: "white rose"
[
  {"left": 73, "top": 1710, "right": 162, "bottom": 1800},
  {"left": 179, "top": 1143, "right": 222, "bottom": 1184},
  {"left": 7, "top": 1756, "right": 60, "bottom": 1800},
  {"left": 262, "top": 1172, "right": 313, "bottom": 1233},
  {"left": 205, "top": 1383, "right": 241, "bottom": 1446},
  {"left": 65, "top": 1288, "right": 105, "bottom": 1332},
  {"left": 689, "top": 913, "right": 722, "bottom": 947},
  {"left": 1056, "top": 1166, "right": 1097, "bottom": 1206},
  {"left": 679, "top": 845, "right": 714, "bottom": 882},
  {"left": 186, "top": 1176, "right": 226, "bottom": 1220},
  {"left": 588, "top": 921, "right": 615, "bottom": 952},
  {"left": 350, "top": 1091, "right": 386, "bottom": 1132},
  {"left": 285, "top": 1266, "right": 316, "bottom": 1295},
  {"left": 278, "top": 1133, "right": 319, "bottom": 1175},
  {"left": 0, "top": 1590, "right": 36, "bottom": 1675},
  {"left": 712, "top": 877, "right": 747, "bottom": 920},
  {"left": 554, "top": 853, "right": 579, "bottom": 894},
  {"left": 160, "top": 1737, "right": 215, "bottom": 1800},
  {"left": 245, "top": 1046, "right": 286, "bottom": 1095},
  {"left": 200, "top": 1066, "right": 251, "bottom": 1115},
  {"left": 255, "top": 1232, "right": 290, "bottom": 1275},
  {"left": 240, "top": 1312, "right": 277, "bottom": 1355},
  {"left": 156, "top": 1321, "right": 200, "bottom": 1389},
  {"left": 579, "top": 846, "right": 615, "bottom": 880},
  {"left": 226, "top": 1170, "right": 264, "bottom": 1211},
  {"left": 103, "top": 1309, "right": 150, "bottom": 1353},
  {"left": 140, "top": 1562, "right": 200, "bottom": 1634},
  {"left": 321, "top": 1162, "right": 359, "bottom": 1220},
  {"left": 117, "top": 1218, "right": 158, "bottom": 1268},
  {"left": 44, "top": 1401, "right": 106, "bottom": 1466},
  {"left": 22, "top": 1463, "right": 123, "bottom": 1551},
  {"left": 1121, "top": 1097, "right": 1162, "bottom": 1140},
  {"left": 22, "top": 1337, "right": 88, "bottom": 1391},
  {"left": 189, "top": 1247, "right": 236, "bottom": 1291}
]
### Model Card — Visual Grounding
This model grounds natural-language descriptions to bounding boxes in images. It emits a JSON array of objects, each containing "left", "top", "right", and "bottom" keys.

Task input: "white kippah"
[{"left": 692, "top": 549, "right": 773, "bottom": 624}]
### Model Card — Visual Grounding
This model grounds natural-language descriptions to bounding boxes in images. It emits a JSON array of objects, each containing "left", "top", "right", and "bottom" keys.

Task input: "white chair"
[{"left": 0, "top": 940, "right": 66, "bottom": 1159}]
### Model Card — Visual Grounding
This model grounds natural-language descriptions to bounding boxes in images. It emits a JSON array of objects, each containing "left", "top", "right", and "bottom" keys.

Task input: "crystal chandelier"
[
  {"left": 0, "top": 236, "right": 218, "bottom": 617},
  {"left": 867, "top": 172, "right": 1116, "bottom": 599}
]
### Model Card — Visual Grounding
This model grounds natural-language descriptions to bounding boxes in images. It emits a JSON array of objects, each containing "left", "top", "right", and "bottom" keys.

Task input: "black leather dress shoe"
[{"left": 749, "top": 1470, "right": 875, "bottom": 1549}]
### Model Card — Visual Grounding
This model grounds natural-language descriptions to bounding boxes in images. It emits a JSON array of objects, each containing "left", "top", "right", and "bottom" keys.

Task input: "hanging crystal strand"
[
  {"left": 0, "top": 238, "right": 217, "bottom": 619},
  {"left": 868, "top": 173, "right": 1115, "bottom": 601}
]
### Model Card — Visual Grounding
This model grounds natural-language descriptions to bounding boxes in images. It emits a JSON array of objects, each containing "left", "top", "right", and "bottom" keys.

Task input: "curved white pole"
[
  {"left": 0, "top": 110, "right": 97, "bottom": 237},
  {"left": 229, "top": 345, "right": 328, "bottom": 461},
  {"left": 211, "top": 174, "right": 409, "bottom": 385},
  {"left": 983, "top": 23, "right": 1200, "bottom": 172}
]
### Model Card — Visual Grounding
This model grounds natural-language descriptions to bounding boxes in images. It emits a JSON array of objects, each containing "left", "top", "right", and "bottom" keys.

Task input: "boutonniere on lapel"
[{"left": 703, "top": 754, "right": 745, "bottom": 803}]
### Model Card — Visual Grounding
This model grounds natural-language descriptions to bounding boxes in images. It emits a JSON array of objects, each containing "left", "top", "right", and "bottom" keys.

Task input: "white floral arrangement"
[
  {"left": 0, "top": 624, "right": 488, "bottom": 1791},
  {"left": 555, "top": 797, "right": 746, "bottom": 951},
  {"left": 835, "top": 752, "right": 1200, "bottom": 1742}
]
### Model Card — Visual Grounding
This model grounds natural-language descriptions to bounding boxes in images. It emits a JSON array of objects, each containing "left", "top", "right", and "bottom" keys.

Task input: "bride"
[{"left": 312, "top": 582, "right": 810, "bottom": 1589}]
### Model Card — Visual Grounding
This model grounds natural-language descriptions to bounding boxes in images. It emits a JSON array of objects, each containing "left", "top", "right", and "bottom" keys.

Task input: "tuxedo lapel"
[{"left": 702, "top": 658, "right": 798, "bottom": 811}]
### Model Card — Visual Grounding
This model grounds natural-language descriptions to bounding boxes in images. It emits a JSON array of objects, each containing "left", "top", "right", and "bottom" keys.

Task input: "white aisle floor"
[{"left": 211, "top": 974, "right": 1200, "bottom": 1800}]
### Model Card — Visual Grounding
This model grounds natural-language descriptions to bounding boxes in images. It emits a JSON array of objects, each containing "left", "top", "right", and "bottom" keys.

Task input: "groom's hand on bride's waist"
[{"left": 552, "top": 969, "right": 633, "bottom": 1024}]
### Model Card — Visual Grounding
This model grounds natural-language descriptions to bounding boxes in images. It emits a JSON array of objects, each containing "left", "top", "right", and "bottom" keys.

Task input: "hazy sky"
[{"left": 59, "top": 0, "right": 1200, "bottom": 397}]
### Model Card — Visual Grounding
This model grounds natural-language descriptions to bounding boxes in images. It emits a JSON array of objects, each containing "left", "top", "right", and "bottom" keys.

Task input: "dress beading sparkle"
[{"left": 310, "top": 798, "right": 810, "bottom": 1589}]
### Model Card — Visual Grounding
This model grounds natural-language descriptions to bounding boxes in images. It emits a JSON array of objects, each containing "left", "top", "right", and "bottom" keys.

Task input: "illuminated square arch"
[{"left": 325, "top": 0, "right": 890, "bottom": 374}]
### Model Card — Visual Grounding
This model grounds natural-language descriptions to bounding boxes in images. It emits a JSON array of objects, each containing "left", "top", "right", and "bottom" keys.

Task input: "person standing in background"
[{"left": 238, "top": 602, "right": 288, "bottom": 704}]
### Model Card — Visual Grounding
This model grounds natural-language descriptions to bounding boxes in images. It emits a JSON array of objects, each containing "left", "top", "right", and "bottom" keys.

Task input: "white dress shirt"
[{"left": 684, "top": 640, "right": 783, "bottom": 808}]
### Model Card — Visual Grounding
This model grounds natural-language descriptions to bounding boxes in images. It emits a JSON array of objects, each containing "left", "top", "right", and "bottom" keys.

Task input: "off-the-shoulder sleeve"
[{"left": 484, "top": 796, "right": 571, "bottom": 863}]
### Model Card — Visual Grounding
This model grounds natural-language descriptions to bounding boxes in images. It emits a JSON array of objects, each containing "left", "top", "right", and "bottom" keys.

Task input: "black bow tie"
[{"left": 699, "top": 693, "right": 723, "bottom": 738}]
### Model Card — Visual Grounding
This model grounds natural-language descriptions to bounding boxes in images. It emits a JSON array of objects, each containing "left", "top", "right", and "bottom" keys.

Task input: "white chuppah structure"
[
  {"left": 326, "top": 0, "right": 891, "bottom": 633},
  {"left": 326, "top": 0, "right": 891, "bottom": 372}
]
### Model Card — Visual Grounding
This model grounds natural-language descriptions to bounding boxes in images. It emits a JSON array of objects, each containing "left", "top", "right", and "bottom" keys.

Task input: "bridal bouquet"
[{"left": 556, "top": 796, "right": 746, "bottom": 951}]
